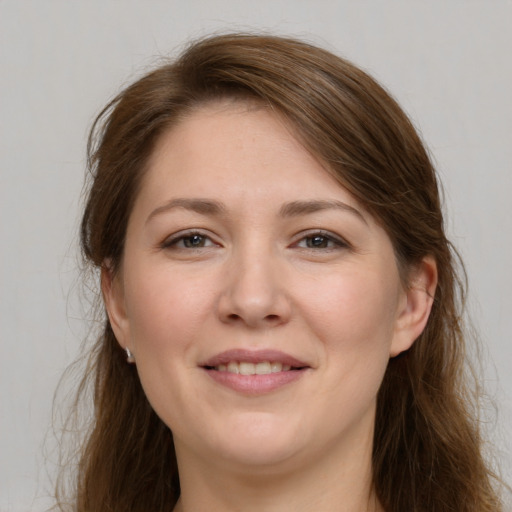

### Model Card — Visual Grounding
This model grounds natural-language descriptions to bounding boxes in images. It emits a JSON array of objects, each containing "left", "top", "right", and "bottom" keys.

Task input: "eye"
[
  {"left": 294, "top": 231, "right": 349, "bottom": 250},
  {"left": 162, "top": 231, "right": 217, "bottom": 250}
]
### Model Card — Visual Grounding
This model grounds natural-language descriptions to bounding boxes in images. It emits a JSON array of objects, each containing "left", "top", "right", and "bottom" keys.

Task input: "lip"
[
  {"left": 199, "top": 349, "right": 310, "bottom": 395},
  {"left": 199, "top": 349, "right": 309, "bottom": 368}
]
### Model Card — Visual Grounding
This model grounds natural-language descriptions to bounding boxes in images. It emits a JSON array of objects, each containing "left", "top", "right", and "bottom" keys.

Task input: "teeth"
[
  {"left": 239, "top": 362, "right": 255, "bottom": 375},
  {"left": 255, "top": 362, "right": 271, "bottom": 375},
  {"left": 227, "top": 362, "right": 239, "bottom": 374},
  {"left": 270, "top": 362, "right": 282, "bottom": 372},
  {"left": 214, "top": 361, "right": 292, "bottom": 374}
]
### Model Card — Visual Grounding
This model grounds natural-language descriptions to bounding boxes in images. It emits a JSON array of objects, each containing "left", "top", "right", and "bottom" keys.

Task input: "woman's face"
[{"left": 104, "top": 102, "right": 432, "bottom": 474}]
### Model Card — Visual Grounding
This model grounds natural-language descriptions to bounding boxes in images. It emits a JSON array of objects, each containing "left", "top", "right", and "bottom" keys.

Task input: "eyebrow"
[
  {"left": 279, "top": 200, "right": 368, "bottom": 225},
  {"left": 146, "top": 198, "right": 367, "bottom": 225},
  {"left": 146, "top": 198, "right": 227, "bottom": 224}
]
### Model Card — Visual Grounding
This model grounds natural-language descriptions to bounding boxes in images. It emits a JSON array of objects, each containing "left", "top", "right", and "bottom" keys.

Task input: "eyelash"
[
  {"left": 161, "top": 229, "right": 349, "bottom": 252},
  {"left": 161, "top": 230, "right": 217, "bottom": 250},
  {"left": 293, "top": 230, "right": 349, "bottom": 251}
]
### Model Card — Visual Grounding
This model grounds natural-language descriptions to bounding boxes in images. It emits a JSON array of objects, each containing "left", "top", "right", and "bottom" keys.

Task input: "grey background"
[{"left": 1, "top": 1, "right": 511, "bottom": 510}]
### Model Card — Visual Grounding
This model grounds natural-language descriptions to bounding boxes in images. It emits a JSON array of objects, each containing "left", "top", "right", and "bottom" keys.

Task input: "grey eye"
[
  {"left": 182, "top": 234, "right": 208, "bottom": 248},
  {"left": 163, "top": 231, "right": 217, "bottom": 250},
  {"left": 306, "top": 235, "right": 331, "bottom": 248},
  {"left": 294, "top": 231, "right": 349, "bottom": 251}
]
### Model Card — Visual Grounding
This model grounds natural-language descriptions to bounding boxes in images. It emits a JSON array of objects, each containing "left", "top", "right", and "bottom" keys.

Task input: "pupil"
[
  {"left": 309, "top": 236, "right": 327, "bottom": 248},
  {"left": 185, "top": 235, "right": 203, "bottom": 247}
]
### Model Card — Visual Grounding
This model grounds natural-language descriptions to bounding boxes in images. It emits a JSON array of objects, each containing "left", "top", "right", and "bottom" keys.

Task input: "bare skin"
[{"left": 103, "top": 101, "right": 436, "bottom": 512}]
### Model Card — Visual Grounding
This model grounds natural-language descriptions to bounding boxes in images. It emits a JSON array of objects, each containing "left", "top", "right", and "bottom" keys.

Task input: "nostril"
[{"left": 224, "top": 312, "right": 281, "bottom": 325}]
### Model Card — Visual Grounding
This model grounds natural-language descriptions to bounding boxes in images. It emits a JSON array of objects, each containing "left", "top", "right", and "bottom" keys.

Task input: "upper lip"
[{"left": 200, "top": 349, "right": 309, "bottom": 369}]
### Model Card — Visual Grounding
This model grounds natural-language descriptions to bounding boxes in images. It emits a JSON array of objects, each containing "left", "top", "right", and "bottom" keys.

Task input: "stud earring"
[{"left": 126, "top": 348, "right": 135, "bottom": 363}]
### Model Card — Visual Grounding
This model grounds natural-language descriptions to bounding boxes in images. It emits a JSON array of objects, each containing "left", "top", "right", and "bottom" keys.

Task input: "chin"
[
  {"left": 207, "top": 413, "right": 306, "bottom": 469},
  {"left": 217, "top": 441, "right": 301, "bottom": 472}
]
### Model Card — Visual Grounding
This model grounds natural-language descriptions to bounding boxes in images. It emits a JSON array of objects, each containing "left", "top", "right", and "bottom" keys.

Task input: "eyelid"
[
  {"left": 160, "top": 229, "right": 220, "bottom": 249},
  {"left": 159, "top": 228, "right": 350, "bottom": 251},
  {"left": 291, "top": 229, "right": 351, "bottom": 250}
]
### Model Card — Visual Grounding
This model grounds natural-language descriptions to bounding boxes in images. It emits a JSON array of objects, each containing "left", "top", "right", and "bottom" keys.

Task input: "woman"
[{"left": 57, "top": 34, "right": 504, "bottom": 511}]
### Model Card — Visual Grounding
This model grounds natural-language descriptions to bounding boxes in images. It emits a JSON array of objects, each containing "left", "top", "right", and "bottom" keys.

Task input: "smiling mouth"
[
  {"left": 200, "top": 349, "right": 310, "bottom": 393},
  {"left": 204, "top": 361, "right": 304, "bottom": 375}
]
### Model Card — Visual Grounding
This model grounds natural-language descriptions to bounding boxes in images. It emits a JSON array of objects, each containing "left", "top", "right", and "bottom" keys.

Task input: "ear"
[
  {"left": 390, "top": 256, "right": 438, "bottom": 357},
  {"left": 101, "top": 261, "right": 131, "bottom": 351}
]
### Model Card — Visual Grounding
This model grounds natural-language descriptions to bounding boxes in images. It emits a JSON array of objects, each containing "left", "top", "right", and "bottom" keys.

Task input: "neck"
[{"left": 173, "top": 424, "right": 382, "bottom": 512}]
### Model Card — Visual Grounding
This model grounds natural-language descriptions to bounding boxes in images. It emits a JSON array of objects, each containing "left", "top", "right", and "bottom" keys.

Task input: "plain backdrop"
[{"left": 1, "top": 1, "right": 511, "bottom": 510}]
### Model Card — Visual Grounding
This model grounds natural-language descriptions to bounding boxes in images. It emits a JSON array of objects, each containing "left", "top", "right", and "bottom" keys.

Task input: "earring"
[{"left": 126, "top": 348, "right": 135, "bottom": 363}]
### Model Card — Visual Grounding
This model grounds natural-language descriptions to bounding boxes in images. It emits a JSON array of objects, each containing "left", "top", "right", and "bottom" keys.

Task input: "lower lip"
[{"left": 203, "top": 368, "right": 308, "bottom": 395}]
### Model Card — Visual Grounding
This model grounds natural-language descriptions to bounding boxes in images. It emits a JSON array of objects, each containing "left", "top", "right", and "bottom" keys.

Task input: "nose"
[{"left": 216, "top": 246, "right": 292, "bottom": 329}]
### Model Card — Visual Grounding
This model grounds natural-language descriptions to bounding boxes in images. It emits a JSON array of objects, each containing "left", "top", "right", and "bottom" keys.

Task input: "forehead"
[
  {"left": 150, "top": 100, "right": 303, "bottom": 169},
  {"left": 140, "top": 101, "right": 359, "bottom": 209}
]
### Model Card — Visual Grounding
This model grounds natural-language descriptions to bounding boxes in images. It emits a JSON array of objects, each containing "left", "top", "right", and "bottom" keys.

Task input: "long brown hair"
[{"left": 56, "top": 33, "right": 503, "bottom": 511}]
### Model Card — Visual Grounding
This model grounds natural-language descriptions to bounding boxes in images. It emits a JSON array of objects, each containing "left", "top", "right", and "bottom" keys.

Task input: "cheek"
[
  {"left": 121, "top": 266, "right": 217, "bottom": 425},
  {"left": 301, "top": 267, "right": 400, "bottom": 348},
  {"left": 297, "top": 265, "right": 400, "bottom": 401},
  {"left": 124, "top": 264, "right": 216, "bottom": 354}
]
